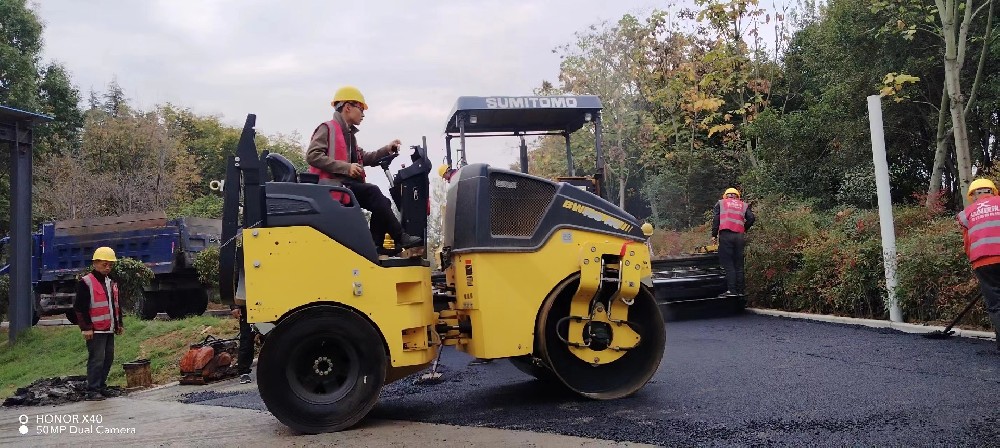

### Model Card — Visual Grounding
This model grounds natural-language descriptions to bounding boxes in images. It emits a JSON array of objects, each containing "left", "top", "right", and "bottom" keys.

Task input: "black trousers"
[
  {"left": 237, "top": 305, "right": 254, "bottom": 374},
  {"left": 86, "top": 333, "right": 115, "bottom": 391},
  {"left": 718, "top": 230, "right": 746, "bottom": 294},
  {"left": 343, "top": 180, "right": 403, "bottom": 244},
  {"left": 972, "top": 264, "right": 1000, "bottom": 340}
]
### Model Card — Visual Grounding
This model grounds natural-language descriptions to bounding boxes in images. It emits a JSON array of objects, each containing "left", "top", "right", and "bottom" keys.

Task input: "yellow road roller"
[{"left": 218, "top": 96, "right": 664, "bottom": 434}]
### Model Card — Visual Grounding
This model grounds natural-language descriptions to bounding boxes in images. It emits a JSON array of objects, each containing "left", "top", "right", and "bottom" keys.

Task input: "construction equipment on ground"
[
  {"left": 218, "top": 96, "right": 665, "bottom": 434},
  {"left": 178, "top": 335, "right": 240, "bottom": 385},
  {"left": 437, "top": 97, "right": 732, "bottom": 320}
]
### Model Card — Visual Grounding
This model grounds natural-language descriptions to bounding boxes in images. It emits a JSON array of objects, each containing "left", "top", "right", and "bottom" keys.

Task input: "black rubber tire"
[
  {"left": 138, "top": 292, "right": 160, "bottom": 320},
  {"left": 64, "top": 311, "right": 78, "bottom": 325},
  {"left": 186, "top": 289, "right": 209, "bottom": 316},
  {"left": 164, "top": 293, "right": 188, "bottom": 320},
  {"left": 32, "top": 292, "right": 41, "bottom": 326},
  {"left": 257, "top": 306, "right": 387, "bottom": 434}
]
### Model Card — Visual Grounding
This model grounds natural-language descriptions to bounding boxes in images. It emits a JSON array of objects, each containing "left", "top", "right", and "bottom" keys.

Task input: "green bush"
[
  {"left": 193, "top": 245, "right": 220, "bottom": 288},
  {"left": 109, "top": 257, "right": 154, "bottom": 315},
  {"left": 738, "top": 201, "right": 992, "bottom": 328}
]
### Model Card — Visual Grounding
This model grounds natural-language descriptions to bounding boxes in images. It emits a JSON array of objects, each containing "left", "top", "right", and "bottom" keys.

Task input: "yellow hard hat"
[
  {"left": 723, "top": 187, "right": 740, "bottom": 198},
  {"left": 967, "top": 178, "right": 998, "bottom": 200},
  {"left": 437, "top": 164, "right": 451, "bottom": 179},
  {"left": 331, "top": 86, "right": 367, "bottom": 110},
  {"left": 641, "top": 222, "right": 654, "bottom": 237},
  {"left": 93, "top": 247, "right": 117, "bottom": 262}
]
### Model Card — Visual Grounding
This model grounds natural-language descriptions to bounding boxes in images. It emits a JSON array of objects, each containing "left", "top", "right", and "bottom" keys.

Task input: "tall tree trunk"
[
  {"left": 938, "top": 0, "right": 975, "bottom": 204},
  {"left": 618, "top": 136, "right": 627, "bottom": 209},
  {"left": 927, "top": 87, "right": 950, "bottom": 207}
]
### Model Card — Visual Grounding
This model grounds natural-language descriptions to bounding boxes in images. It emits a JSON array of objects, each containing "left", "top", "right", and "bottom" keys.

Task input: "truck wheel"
[
  {"left": 257, "top": 306, "right": 387, "bottom": 434},
  {"left": 187, "top": 289, "right": 208, "bottom": 316},
  {"left": 64, "top": 311, "right": 78, "bottom": 325},
  {"left": 138, "top": 292, "right": 160, "bottom": 320},
  {"left": 165, "top": 299, "right": 188, "bottom": 320},
  {"left": 32, "top": 292, "right": 42, "bottom": 326}
]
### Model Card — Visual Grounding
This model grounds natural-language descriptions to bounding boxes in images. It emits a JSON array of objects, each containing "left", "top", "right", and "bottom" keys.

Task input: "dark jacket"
[
  {"left": 306, "top": 111, "right": 395, "bottom": 183},
  {"left": 73, "top": 270, "right": 124, "bottom": 332},
  {"left": 712, "top": 201, "right": 756, "bottom": 238}
]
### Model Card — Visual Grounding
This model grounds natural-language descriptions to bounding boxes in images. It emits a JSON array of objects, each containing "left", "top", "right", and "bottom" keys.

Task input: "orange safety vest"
[
  {"left": 307, "top": 119, "right": 362, "bottom": 204},
  {"left": 956, "top": 196, "right": 1000, "bottom": 262},
  {"left": 718, "top": 198, "right": 748, "bottom": 233},
  {"left": 81, "top": 273, "right": 120, "bottom": 332}
]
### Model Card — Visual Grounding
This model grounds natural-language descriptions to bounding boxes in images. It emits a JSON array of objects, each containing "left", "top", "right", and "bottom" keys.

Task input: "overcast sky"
[{"left": 32, "top": 0, "right": 701, "bottom": 190}]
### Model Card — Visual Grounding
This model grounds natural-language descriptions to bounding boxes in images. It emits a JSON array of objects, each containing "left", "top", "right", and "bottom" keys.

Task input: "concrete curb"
[{"left": 747, "top": 308, "right": 997, "bottom": 340}]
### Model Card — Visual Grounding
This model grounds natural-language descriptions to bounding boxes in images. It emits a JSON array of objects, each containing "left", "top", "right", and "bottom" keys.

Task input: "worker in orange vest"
[
  {"left": 73, "top": 247, "right": 124, "bottom": 401},
  {"left": 306, "top": 86, "right": 422, "bottom": 249},
  {"left": 712, "top": 188, "right": 756, "bottom": 297},
  {"left": 956, "top": 178, "right": 1000, "bottom": 350}
]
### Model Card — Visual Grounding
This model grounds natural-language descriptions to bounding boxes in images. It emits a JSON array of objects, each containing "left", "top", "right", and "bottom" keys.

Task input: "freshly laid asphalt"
[{"left": 180, "top": 313, "right": 999, "bottom": 446}]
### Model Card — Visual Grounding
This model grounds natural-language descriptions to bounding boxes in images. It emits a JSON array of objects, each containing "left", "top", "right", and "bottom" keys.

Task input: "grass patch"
[{"left": 0, "top": 315, "right": 239, "bottom": 399}]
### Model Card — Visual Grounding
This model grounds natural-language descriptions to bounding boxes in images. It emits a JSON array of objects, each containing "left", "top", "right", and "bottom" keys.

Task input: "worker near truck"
[
  {"left": 72, "top": 247, "right": 124, "bottom": 401},
  {"left": 711, "top": 188, "right": 756, "bottom": 297},
  {"left": 306, "top": 85, "right": 422, "bottom": 249},
  {"left": 955, "top": 178, "right": 1000, "bottom": 350}
]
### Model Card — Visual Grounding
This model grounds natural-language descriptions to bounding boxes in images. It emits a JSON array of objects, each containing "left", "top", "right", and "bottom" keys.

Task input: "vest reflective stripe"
[
  {"left": 959, "top": 196, "right": 1000, "bottom": 262},
  {"left": 956, "top": 210, "right": 969, "bottom": 227},
  {"left": 718, "top": 199, "right": 747, "bottom": 233},
  {"left": 307, "top": 119, "right": 356, "bottom": 204},
  {"left": 81, "top": 273, "right": 119, "bottom": 331}
]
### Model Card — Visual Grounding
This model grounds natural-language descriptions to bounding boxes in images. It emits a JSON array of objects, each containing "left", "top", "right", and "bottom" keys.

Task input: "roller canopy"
[{"left": 444, "top": 96, "right": 602, "bottom": 134}]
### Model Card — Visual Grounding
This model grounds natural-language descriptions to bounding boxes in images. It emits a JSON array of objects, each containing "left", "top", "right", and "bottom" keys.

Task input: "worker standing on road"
[
  {"left": 956, "top": 178, "right": 1000, "bottom": 350},
  {"left": 306, "top": 85, "right": 422, "bottom": 249},
  {"left": 72, "top": 247, "right": 124, "bottom": 401},
  {"left": 712, "top": 188, "right": 756, "bottom": 297},
  {"left": 230, "top": 305, "right": 255, "bottom": 384}
]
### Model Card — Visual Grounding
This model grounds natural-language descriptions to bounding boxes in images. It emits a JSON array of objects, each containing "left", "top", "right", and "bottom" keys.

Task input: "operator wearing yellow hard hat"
[
  {"left": 72, "top": 247, "right": 124, "bottom": 401},
  {"left": 305, "top": 86, "right": 422, "bottom": 249},
  {"left": 956, "top": 178, "right": 1000, "bottom": 350},
  {"left": 712, "top": 187, "right": 756, "bottom": 298}
]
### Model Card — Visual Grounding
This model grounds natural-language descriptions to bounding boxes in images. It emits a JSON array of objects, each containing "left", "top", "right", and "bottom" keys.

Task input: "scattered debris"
[{"left": 2, "top": 376, "right": 124, "bottom": 407}]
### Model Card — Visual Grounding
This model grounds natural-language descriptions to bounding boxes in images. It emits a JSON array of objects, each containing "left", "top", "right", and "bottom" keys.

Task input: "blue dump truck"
[{"left": 1, "top": 212, "right": 221, "bottom": 324}]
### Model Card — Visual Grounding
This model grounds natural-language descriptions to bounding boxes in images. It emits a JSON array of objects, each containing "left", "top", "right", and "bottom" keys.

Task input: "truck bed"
[{"left": 39, "top": 212, "right": 221, "bottom": 281}]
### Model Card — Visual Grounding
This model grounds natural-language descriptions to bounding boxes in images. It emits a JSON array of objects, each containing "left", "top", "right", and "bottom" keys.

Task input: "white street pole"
[{"left": 867, "top": 95, "right": 902, "bottom": 323}]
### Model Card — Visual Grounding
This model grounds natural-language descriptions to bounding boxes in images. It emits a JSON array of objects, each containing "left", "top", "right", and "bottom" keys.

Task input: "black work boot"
[{"left": 397, "top": 232, "right": 423, "bottom": 249}]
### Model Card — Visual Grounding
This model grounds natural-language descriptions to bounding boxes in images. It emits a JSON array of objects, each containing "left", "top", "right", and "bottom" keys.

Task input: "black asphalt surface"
[{"left": 185, "top": 313, "right": 1000, "bottom": 446}]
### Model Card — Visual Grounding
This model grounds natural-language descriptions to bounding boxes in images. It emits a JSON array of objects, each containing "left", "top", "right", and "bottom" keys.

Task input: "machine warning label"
[{"left": 465, "top": 260, "right": 473, "bottom": 287}]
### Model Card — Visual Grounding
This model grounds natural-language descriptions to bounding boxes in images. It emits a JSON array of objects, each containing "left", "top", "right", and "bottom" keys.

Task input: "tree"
[
  {"left": 872, "top": 0, "right": 995, "bottom": 206},
  {"left": 0, "top": 1, "right": 84, "bottom": 232},
  {"left": 938, "top": 0, "right": 993, "bottom": 203},
  {"left": 0, "top": 0, "right": 42, "bottom": 111},
  {"left": 38, "top": 82, "right": 200, "bottom": 218},
  {"left": 554, "top": 15, "right": 652, "bottom": 209}
]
